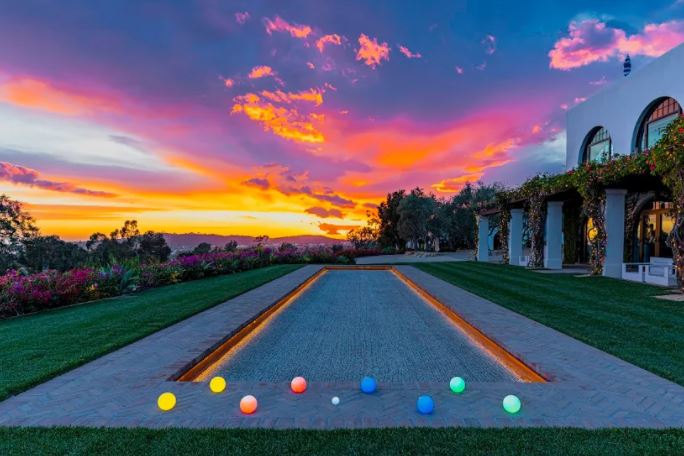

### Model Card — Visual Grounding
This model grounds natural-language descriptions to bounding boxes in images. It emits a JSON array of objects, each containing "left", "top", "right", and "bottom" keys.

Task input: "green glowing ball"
[
  {"left": 449, "top": 377, "right": 466, "bottom": 394},
  {"left": 502, "top": 394, "right": 521, "bottom": 414}
]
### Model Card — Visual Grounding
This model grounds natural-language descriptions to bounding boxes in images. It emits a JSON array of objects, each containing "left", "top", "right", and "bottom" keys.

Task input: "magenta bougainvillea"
[{"left": 0, "top": 246, "right": 380, "bottom": 317}]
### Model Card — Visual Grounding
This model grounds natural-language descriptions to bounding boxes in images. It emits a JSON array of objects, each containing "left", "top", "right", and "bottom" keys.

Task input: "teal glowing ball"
[
  {"left": 360, "top": 376, "right": 377, "bottom": 394},
  {"left": 416, "top": 395, "right": 434, "bottom": 415},
  {"left": 449, "top": 376, "right": 466, "bottom": 394},
  {"left": 503, "top": 394, "right": 522, "bottom": 414}
]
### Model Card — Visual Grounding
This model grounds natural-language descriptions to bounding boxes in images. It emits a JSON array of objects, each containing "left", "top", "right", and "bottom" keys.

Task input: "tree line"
[
  {"left": 1, "top": 194, "right": 174, "bottom": 274},
  {"left": 347, "top": 182, "right": 504, "bottom": 251}
]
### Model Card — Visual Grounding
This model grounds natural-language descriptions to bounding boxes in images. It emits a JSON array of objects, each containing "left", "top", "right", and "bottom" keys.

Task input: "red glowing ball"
[
  {"left": 240, "top": 395, "right": 258, "bottom": 414},
  {"left": 290, "top": 376, "right": 307, "bottom": 394}
]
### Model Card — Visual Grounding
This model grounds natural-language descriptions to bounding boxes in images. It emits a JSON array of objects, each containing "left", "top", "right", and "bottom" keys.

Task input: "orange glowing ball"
[
  {"left": 240, "top": 395, "right": 258, "bottom": 414},
  {"left": 290, "top": 376, "right": 307, "bottom": 394}
]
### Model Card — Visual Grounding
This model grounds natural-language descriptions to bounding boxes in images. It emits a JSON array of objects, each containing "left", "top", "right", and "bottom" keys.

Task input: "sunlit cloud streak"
[
  {"left": 398, "top": 45, "right": 422, "bottom": 59},
  {"left": 1, "top": 161, "right": 116, "bottom": 197},
  {"left": 305, "top": 206, "right": 344, "bottom": 218},
  {"left": 264, "top": 16, "right": 312, "bottom": 39},
  {"left": 316, "top": 34, "right": 343, "bottom": 52}
]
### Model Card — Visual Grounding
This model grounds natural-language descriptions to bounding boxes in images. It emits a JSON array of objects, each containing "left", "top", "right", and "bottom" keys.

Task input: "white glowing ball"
[{"left": 331, "top": 396, "right": 340, "bottom": 405}]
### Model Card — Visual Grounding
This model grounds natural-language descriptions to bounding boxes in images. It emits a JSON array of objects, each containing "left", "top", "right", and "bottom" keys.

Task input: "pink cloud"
[
  {"left": 398, "top": 45, "right": 422, "bottom": 59},
  {"left": 481, "top": 34, "right": 497, "bottom": 55},
  {"left": 264, "top": 16, "right": 312, "bottom": 39},
  {"left": 224, "top": 78, "right": 235, "bottom": 88},
  {"left": 1, "top": 162, "right": 116, "bottom": 197},
  {"left": 549, "top": 19, "right": 684, "bottom": 70},
  {"left": 316, "top": 34, "right": 343, "bottom": 53},
  {"left": 235, "top": 11, "right": 250, "bottom": 25},
  {"left": 356, "top": 34, "right": 390, "bottom": 68},
  {"left": 454, "top": 66, "right": 464, "bottom": 75}
]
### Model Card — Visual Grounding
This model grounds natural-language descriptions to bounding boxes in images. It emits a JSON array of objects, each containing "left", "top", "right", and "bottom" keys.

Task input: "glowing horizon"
[{"left": 1, "top": 1, "right": 683, "bottom": 240}]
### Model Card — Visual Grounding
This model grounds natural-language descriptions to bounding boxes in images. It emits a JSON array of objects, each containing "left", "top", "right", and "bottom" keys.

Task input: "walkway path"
[
  {"left": 0, "top": 265, "right": 683, "bottom": 429},
  {"left": 214, "top": 270, "right": 512, "bottom": 382}
]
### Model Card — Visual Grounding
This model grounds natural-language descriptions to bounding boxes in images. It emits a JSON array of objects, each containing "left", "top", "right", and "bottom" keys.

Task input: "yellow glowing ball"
[
  {"left": 240, "top": 395, "right": 258, "bottom": 414},
  {"left": 157, "top": 392, "right": 176, "bottom": 411},
  {"left": 290, "top": 376, "right": 307, "bottom": 394},
  {"left": 209, "top": 376, "right": 226, "bottom": 393}
]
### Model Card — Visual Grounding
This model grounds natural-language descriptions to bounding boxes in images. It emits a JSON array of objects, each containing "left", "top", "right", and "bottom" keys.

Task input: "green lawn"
[
  {"left": 0, "top": 264, "right": 301, "bottom": 401},
  {"left": 1, "top": 427, "right": 683, "bottom": 455},
  {"left": 416, "top": 262, "right": 684, "bottom": 386}
]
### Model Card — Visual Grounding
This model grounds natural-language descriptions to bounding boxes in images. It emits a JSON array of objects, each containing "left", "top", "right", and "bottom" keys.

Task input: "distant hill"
[{"left": 161, "top": 233, "right": 349, "bottom": 252}]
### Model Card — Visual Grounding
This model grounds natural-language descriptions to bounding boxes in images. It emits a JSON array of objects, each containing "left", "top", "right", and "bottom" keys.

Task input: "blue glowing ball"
[
  {"left": 360, "top": 376, "right": 377, "bottom": 394},
  {"left": 417, "top": 395, "right": 434, "bottom": 415}
]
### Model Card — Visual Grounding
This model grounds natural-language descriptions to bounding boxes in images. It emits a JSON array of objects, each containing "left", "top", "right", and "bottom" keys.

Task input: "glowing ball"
[
  {"left": 290, "top": 376, "right": 307, "bottom": 394},
  {"left": 360, "top": 376, "right": 377, "bottom": 394},
  {"left": 331, "top": 396, "right": 340, "bottom": 406},
  {"left": 209, "top": 376, "right": 226, "bottom": 393},
  {"left": 157, "top": 392, "right": 176, "bottom": 411},
  {"left": 503, "top": 394, "right": 521, "bottom": 414},
  {"left": 417, "top": 395, "right": 434, "bottom": 415},
  {"left": 240, "top": 395, "right": 258, "bottom": 414},
  {"left": 449, "top": 376, "right": 466, "bottom": 394}
]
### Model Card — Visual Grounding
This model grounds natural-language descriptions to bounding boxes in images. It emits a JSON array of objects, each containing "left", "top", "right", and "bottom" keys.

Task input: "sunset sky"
[{"left": 2, "top": 0, "right": 684, "bottom": 240}]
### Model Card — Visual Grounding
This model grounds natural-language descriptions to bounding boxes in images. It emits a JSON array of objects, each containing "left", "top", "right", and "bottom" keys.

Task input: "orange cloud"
[
  {"left": 318, "top": 222, "right": 358, "bottom": 236},
  {"left": 264, "top": 16, "right": 312, "bottom": 39},
  {"left": 356, "top": 34, "right": 390, "bottom": 68},
  {"left": 224, "top": 78, "right": 235, "bottom": 88},
  {"left": 1, "top": 161, "right": 116, "bottom": 197},
  {"left": 260, "top": 88, "right": 323, "bottom": 106},
  {"left": 0, "top": 77, "right": 121, "bottom": 116},
  {"left": 248, "top": 65, "right": 276, "bottom": 79},
  {"left": 231, "top": 93, "right": 325, "bottom": 143},
  {"left": 549, "top": 19, "right": 684, "bottom": 70},
  {"left": 398, "top": 45, "right": 422, "bottom": 59},
  {"left": 316, "top": 34, "right": 343, "bottom": 52},
  {"left": 431, "top": 173, "right": 483, "bottom": 192}
]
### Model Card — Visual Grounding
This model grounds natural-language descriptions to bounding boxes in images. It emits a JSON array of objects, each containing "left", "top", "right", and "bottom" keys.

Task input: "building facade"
[{"left": 478, "top": 43, "right": 682, "bottom": 285}]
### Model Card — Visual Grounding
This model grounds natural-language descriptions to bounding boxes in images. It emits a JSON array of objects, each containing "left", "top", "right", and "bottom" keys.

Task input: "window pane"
[{"left": 647, "top": 113, "right": 678, "bottom": 148}]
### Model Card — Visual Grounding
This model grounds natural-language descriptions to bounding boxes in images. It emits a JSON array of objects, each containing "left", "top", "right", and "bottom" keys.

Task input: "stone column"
[
  {"left": 477, "top": 215, "right": 490, "bottom": 262},
  {"left": 604, "top": 189, "right": 627, "bottom": 278},
  {"left": 544, "top": 201, "right": 563, "bottom": 270},
  {"left": 509, "top": 208, "right": 524, "bottom": 266}
]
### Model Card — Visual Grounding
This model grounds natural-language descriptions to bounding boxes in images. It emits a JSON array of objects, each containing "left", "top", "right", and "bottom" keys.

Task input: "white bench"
[{"left": 622, "top": 257, "right": 678, "bottom": 287}]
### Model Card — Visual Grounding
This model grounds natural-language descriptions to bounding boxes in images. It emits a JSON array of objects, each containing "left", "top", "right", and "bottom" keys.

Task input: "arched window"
[
  {"left": 582, "top": 127, "right": 612, "bottom": 163},
  {"left": 636, "top": 97, "right": 682, "bottom": 152}
]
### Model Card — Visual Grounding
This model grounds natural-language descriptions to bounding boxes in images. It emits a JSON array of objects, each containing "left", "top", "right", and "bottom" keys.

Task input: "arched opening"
[
  {"left": 580, "top": 126, "right": 612, "bottom": 164},
  {"left": 634, "top": 97, "right": 682, "bottom": 152},
  {"left": 631, "top": 198, "right": 675, "bottom": 262}
]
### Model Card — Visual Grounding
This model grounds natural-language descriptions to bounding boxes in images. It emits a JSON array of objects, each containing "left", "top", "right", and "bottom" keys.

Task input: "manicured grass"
[
  {"left": 416, "top": 262, "right": 684, "bottom": 385},
  {"left": 0, "top": 265, "right": 301, "bottom": 401},
  {"left": 1, "top": 427, "right": 683, "bottom": 455}
]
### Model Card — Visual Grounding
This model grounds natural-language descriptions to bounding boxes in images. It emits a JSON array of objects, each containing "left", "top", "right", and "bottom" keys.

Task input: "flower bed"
[{"left": 0, "top": 246, "right": 380, "bottom": 318}]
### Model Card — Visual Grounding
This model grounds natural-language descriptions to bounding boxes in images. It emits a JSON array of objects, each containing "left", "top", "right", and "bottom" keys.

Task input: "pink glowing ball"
[
  {"left": 240, "top": 395, "right": 258, "bottom": 414},
  {"left": 291, "top": 376, "right": 307, "bottom": 394}
]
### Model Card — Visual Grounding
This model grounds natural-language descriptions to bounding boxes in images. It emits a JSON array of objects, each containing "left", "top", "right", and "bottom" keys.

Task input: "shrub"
[{"left": 0, "top": 245, "right": 383, "bottom": 318}]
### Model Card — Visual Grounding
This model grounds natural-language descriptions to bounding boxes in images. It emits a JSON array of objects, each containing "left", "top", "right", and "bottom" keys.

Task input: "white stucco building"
[
  {"left": 479, "top": 42, "right": 683, "bottom": 286},
  {"left": 566, "top": 43, "right": 684, "bottom": 168}
]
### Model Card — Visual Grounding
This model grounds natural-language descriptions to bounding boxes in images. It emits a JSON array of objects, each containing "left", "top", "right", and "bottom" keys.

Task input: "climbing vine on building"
[{"left": 649, "top": 117, "right": 684, "bottom": 290}]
